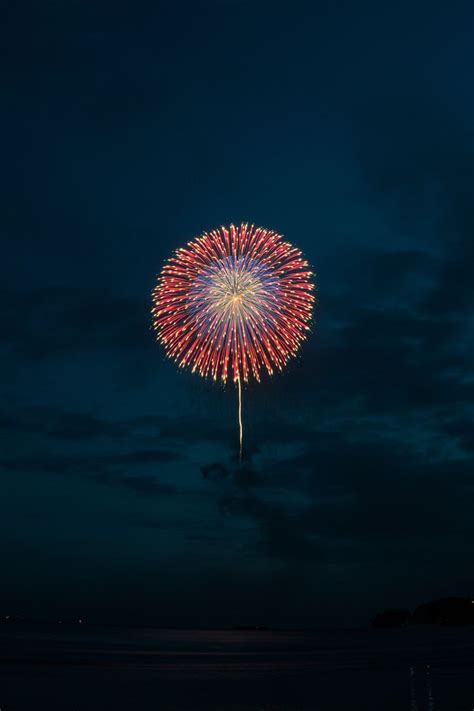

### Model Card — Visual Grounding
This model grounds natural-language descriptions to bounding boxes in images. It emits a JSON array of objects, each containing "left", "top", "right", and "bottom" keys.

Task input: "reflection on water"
[
  {"left": 410, "top": 666, "right": 419, "bottom": 710},
  {"left": 410, "top": 664, "right": 436, "bottom": 710},
  {"left": 426, "top": 665, "right": 435, "bottom": 711}
]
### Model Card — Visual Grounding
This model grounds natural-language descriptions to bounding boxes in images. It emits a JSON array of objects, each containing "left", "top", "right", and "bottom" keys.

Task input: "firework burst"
[{"left": 152, "top": 223, "right": 315, "bottom": 457}]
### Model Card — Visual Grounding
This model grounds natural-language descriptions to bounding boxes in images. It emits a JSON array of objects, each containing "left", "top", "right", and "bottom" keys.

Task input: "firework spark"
[{"left": 152, "top": 223, "right": 314, "bottom": 457}]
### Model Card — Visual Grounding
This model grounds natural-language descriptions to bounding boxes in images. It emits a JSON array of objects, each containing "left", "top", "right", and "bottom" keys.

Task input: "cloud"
[
  {"left": 219, "top": 492, "right": 323, "bottom": 563},
  {"left": 0, "top": 407, "right": 126, "bottom": 439},
  {"left": 0, "top": 445, "right": 182, "bottom": 496},
  {"left": 0, "top": 446, "right": 182, "bottom": 473},
  {"left": 105, "top": 449, "right": 179, "bottom": 465},
  {"left": 201, "top": 462, "right": 229, "bottom": 482},
  {"left": 213, "top": 428, "right": 474, "bottom": 573},
  {"left": 98, "top": 473, "right": 177, "bottom": 496},
  {"left": 0, "top": 287, "right": 151, "bottom": 360},
  {"left": 0, "top": 404, "right": 235, "bottom": 450}
]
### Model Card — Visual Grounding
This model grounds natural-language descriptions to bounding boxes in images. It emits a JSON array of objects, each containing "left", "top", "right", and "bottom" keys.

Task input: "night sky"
[{"left": 1, "top": 0, "right": 473, "bottom": 628}]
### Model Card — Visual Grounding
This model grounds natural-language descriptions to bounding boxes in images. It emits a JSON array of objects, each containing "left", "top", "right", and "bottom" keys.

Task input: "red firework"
[
  {"left": 152, "top": 223, "right": 314, "bottom": 382},
  {"left": 151, "top": 223, "right": 314, "bottom": 456}
]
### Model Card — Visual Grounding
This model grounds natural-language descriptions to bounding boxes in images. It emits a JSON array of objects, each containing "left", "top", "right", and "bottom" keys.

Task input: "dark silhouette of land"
[{"left": 372, "top": 597, "right": 474, "bottom": 628}]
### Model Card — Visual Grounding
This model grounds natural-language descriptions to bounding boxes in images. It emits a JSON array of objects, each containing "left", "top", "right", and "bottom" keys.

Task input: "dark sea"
[{"left": 0, "top": 624, "right": 473, "bottom": 710}]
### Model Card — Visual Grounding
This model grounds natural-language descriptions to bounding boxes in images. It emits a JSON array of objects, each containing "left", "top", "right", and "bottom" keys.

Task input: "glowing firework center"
[{"left": 187, "top": 255, "right": 282, "bottom": 378}]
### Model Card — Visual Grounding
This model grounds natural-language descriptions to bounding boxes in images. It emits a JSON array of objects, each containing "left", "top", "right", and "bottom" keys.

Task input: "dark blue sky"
[{"left": 1, "top": 0, "right": 473, "bottom": 627}]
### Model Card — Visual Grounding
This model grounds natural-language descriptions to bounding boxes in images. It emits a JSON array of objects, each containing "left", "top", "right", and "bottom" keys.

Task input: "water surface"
[{"left": 0, "top": 624, "right": 473, "bottom": 710}]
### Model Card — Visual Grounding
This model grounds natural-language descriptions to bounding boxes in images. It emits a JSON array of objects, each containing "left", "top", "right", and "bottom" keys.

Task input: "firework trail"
[{"left": 152, "top": 223, "right": 314, "bottom": 459}]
